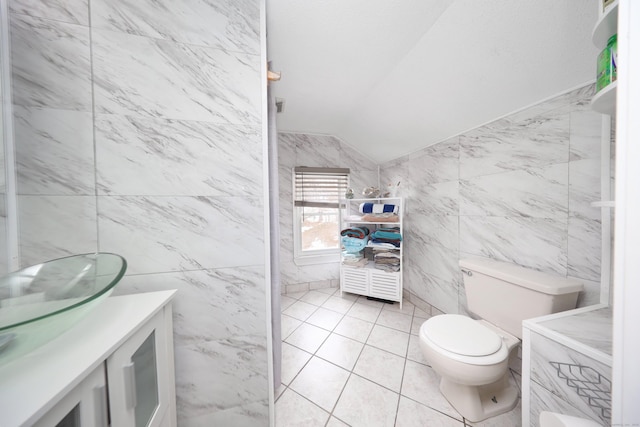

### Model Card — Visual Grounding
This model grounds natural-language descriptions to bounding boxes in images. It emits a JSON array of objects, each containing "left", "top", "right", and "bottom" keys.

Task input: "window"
[{"left": 293, "top": 167, "right": 350, "bottom": 265}]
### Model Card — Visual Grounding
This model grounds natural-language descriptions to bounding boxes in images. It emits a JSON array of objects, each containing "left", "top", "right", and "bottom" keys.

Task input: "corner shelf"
[
  {"left": 592, "top": 1, "right": 619, "bottom": 48},
  {"left": 591, "top": 82, "right": 617, "bottom": 115}
]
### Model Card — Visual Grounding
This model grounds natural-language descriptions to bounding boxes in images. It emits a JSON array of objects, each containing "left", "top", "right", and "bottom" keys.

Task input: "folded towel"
[
  {"left": 362, "top": 213, "right": 399, "bottom": 223},
  {"left": 370, "top": 230, "right": 402, "bottom": 241},
  {"left": 340, "top": 227, "right": 370, "bottom": 239},
  {"left": 342, "top": 236, "right": 368, "bottom": 253},
  {"left": 359, "top": 203, "right": 399, "bottom": 214}
]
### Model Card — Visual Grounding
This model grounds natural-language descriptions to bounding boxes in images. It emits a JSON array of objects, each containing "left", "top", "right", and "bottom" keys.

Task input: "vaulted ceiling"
[{"left": 267, "top": 0, "right": 599, "bottom": 163}]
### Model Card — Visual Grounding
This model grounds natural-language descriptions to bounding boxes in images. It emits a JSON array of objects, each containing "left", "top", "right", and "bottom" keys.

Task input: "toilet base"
[{"left": 440, "top": 372, "right": 518, "bottom": 423}]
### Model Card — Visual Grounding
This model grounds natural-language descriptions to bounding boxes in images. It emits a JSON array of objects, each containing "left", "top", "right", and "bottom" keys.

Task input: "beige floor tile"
[
  {"left": 395, "top": 396, "right": 464, "bottom": 427},
  {"left": 382, "top": 298, "right": 415, "bottom": 316},
  {"left": 376, "top": 310, "right": 413, "bottom": 333},
  {"left": 300, "top": 290, "right": 332, "bottom": 306},
  {"left": 281, "top": 342, "right": 312, "bottom": 385},
  {"left": 401, "top": 360, "right": 461, "bottom": 421},
  {"left": 353, "top": 345, "right": 406, "bottom": 392},
  {"left": 283, "top": 300, "right": 319, "bottom": 321},
  {"left": 465, "top": 399, "right": 522, "bottom": 427},
  {"left": 411, "top": 316, "right": 428, "bottom": 335},
  {"left": 289, "top": 357, "right": 350, "bottom": 412},
  {"left": 306, "top": 307, "right": 344, "bottom": 331},
  {"left": 275, "top": 388, "right": 329, "bottom": 427},
  {"left": 281, "top": 295, "right": 297, "bottom": 311},
  {"left": 316, "top": 333, "right": 364, "bottom": 371},
  {"left": 281, "top": 314, "right": 302, "bottom": 340},
  {"left": 333, "top": 374, "right": 399, "bottom": 427},
  {"left": 326, "top": 416, "right": 350, "bottom": 427},
  {"left": 285, "top": 323, "right": 330, "bottom": 353},
  {"left": 322, "top": 295, "right": 356, "bottom": 314},
  {"left": 347, "top": 302, "right": 383, "bottom": 323},
  {"left": 334, "top": 316, "right": 375, "bottom": 343},
  {"left": 367, "top": 324, "right": 410, "bottom": 357},
  {"left": 406, "top": 334, "right": 428, "bottom": 365}
]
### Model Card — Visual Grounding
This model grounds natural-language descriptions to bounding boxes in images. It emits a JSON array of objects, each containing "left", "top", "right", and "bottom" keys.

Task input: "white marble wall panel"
[
  {"left": 529, "top": 332, "right": 611, "bottom": 425},
  {"left": 569, "top": 158, "right": 601, "bottom": 221},
  {"left": 349, "top": 169, "right": 379, "bottom": 198},
  {"left": 98, "top": 196, "right": 264, "bottom": 274},
  {"left": 405, "top": 262, "right": 458, "bottom": 314},
  {"left": 289, "top": 133, "right": 341, "bottom": 168},
  {"left": 407, "top": 212, "right": 458, "bottom": 252},
  {"left": 91, "top": 0, "right": 260, "bottom": 55},
  {"left": 460, "top": 164, "right": 568, "bottom": 219},
  {"left": 8, "top": 0, "right": 88, "bottom": 25},
  {"left": 10, "top": 14, "right": 91, "bottom": 110},
  {"left": 567, "top": 217, "right": 601, "bottom": 282},
  {"left": 92, "top": 29, "right": 260, "bottom": 123},
  {"left": 18, "top": 195, "right": 97, "bottom": 266},
  {"left": 530, "top": 381, "right": 600, "bottom": 427},
  {"left": 507, "top": 85, "right": 594, "bottom": 124},
  {"left": 95, "top": 115, "right": 262, "bottom": 196},
  {"left": 573, "top": 277, "right": 601, "bottom": 308},
  {"left": 570, "top": 111, "right": 602, "bottom": 161},
  {"left": 174, "top": 335, "right": 268, "bottom": 423},
  {"left": 410, "top": 180, "right": 458, "bottom": 216},
  {"left": 403, "top": 137, "right": 459, "bottom": 188},
  {"left": 460, "top": 216, "right": 568, "bottom": 276},
  {"left": 14, "top": 106, "right": 94, "bottom": 195},
  {"left": 115, "top": 266, "right": 266, "bottom": 346},
  {"left": 459, "top": 114, "right": 570, "bottom": 179},
  {"left": 339, "top": 142, "right": 377, "bottom": 172}
]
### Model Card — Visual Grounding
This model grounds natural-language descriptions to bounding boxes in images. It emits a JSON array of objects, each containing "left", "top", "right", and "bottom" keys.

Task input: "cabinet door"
[
  {"left": 341, "top": 267, "right": 369, "bottom": 295},
  {"left": 34, "top": 365, "right": 108, "bottom": 427},
  {"left": 369, "top": 270, "right": 400, "bottom": 301},
  {"left": 107, "top": 308, "right": 174, "bottom": 427}
]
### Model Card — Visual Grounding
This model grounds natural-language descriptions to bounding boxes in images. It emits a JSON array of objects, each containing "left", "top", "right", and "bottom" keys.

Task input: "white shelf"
[
  {"left": 591, "top": 81, "right": 617, "bottom": 115},
  {"left": 591, "top": 200, "right": 616, "bottom": 208},
  {"left": 592, "top": 0, "right": 619, "bottom": 48},
  {"left": 345, "top": 220, "right": 400, "bottom": 226}
]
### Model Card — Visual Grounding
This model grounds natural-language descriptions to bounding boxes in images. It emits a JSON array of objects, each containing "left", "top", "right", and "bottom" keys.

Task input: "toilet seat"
[{"left": 420, "top": 315, "right": 509, "bottom": 366}]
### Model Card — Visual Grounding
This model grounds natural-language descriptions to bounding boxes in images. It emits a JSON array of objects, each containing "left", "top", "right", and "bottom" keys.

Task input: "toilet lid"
[{"left": 423, "top": 315, "right": 502, "bottom": 357}]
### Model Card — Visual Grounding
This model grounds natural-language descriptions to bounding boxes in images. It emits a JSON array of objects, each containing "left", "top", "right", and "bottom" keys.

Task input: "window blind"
[{"left": 294, "top": 167, "right": 350, "bottom": 208}]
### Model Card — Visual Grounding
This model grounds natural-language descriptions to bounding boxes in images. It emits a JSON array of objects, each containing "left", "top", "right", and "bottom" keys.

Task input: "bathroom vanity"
[
  {"left": 522, "top": 304, "right": 612, "bottom": 426},
  {"left": 0, "top": 290, "right": 177, "bottom": 427}
]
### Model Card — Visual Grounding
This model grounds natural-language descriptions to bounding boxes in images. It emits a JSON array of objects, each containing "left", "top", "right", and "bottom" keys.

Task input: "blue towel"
[{"left": 359, "top": 203, "right": 399, "bottom": 214}]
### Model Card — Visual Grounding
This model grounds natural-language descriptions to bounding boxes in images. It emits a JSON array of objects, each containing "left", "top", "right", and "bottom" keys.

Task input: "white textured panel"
[
  {"left": 91, "top": 0, "right": 259, "bottom": 54},
  {"left": 98, "top": 195, "right": 264, "bottom": 274},
  {"left": 92, "top": 29, "right": 260, "bottom": 123},
  {"left": 10, "top": 14, "right": 91, "bottom": 110},
  {"left": 95, "top": 115, "right": 263, "bottom": 196}
]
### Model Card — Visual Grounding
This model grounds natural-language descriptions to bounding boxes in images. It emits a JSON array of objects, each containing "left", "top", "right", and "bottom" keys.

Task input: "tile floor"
[{"left": 276, "top": 287, "right": 523, "bottom": 427}]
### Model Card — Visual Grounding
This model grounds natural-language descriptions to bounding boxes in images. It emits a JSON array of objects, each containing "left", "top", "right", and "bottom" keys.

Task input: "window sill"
[{"left": 293, "top": 252, "right": 340, "bottom": 266}]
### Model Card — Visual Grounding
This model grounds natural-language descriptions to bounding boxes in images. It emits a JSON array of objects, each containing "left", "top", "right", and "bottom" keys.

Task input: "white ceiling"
[{"left": 267, "top": 0, "right": 600, "bottom": 163}]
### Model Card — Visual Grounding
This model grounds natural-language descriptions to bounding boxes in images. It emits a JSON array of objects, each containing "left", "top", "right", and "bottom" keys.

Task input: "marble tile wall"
[
  {"left": 380, "top": 84, "right": 604, "bottom": 314},
  {"left": 9, "top": 0, "right": 269, "bottom": 425},
  {"left": 277, "top": 132, "right": 378, "bottom": 291}
]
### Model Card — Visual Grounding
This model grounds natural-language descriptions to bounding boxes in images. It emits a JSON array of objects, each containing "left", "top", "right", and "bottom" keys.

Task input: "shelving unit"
[
  {"left": 591, "top": 0, "right": 619, "bottom": 116},
  {"left": 339, "top": 197, "right": 403, "bottom": 307}
]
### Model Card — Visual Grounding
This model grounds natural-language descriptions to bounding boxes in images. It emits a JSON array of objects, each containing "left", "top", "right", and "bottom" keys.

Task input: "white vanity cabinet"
[
  {"left": 0, "top": 290, "right": 177, "bottom": 427},
  {"left": 522, "top": 305, "right": 613, "bottom": 427}
]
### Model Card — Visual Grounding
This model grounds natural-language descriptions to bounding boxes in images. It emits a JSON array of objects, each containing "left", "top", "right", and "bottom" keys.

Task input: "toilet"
[{"left": 419, "top": 256, "right": 584, "bottom": 422}]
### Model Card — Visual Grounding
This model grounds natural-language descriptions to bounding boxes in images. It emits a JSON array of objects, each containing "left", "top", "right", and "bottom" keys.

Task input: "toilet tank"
[{"left": 459, "top": 257, "right": 583, "bottom": 339}]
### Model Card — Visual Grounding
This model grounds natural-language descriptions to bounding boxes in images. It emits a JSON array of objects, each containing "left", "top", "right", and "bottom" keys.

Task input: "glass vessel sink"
[{"left": 0, "top": 253, "right": 127, "bottom": 365}]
